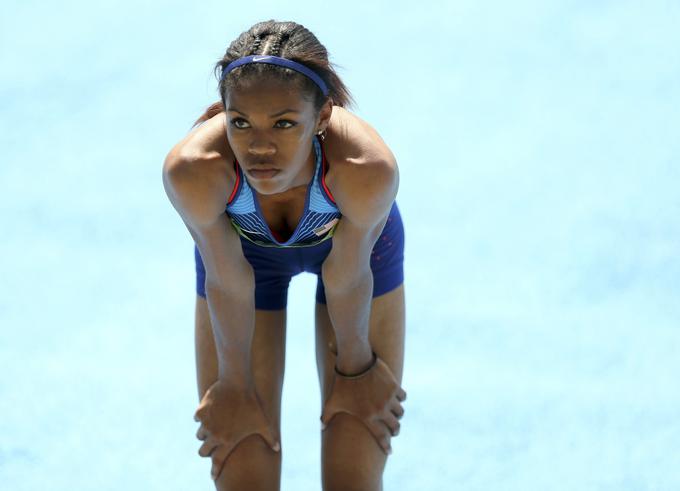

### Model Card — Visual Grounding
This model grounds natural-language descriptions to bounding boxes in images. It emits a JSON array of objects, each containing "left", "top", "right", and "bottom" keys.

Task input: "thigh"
[
  {"left": 314, "top": 283, "right": 406, "bottom": 491},
  {"left": 195, "top": 295, "right": 287, "bottom": 490}
]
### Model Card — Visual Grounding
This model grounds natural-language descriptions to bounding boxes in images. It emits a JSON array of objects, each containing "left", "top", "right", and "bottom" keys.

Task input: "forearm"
[
  {"left": 321, "top": 266, "right": 374, "bottom": 374},
  {"left": 205, "top": 278, "right": 256, "bottom": 385}
]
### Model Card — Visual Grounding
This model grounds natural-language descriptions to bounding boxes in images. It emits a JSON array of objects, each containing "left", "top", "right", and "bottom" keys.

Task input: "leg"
[
  {"left": 195, "top": 295, "right": 287, "bottom": 491},
  {"left": 314, "top": 283, "right": 406, "bottom": 491}
]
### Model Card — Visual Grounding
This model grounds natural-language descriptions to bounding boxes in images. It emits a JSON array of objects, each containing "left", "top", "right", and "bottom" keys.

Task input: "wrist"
[
  {"left": 217, "top": 356, "right": 254, "bottom": 387},
  {"left": 335, "top": 351, "right": 377, "bottom": 378}
]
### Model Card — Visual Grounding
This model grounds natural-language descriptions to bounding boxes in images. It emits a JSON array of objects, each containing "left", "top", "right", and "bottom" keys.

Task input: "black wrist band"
[{"left": 334, "top": 351, "right": 378, "bottom": 378}]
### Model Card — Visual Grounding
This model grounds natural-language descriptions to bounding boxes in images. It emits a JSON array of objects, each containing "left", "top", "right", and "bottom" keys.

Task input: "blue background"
[{"left": 1, "top": 1, "right": 679, "bottom": 489}]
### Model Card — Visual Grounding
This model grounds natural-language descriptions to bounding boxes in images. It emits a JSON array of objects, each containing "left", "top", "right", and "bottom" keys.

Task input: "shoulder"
[
  {"left": 162, "top": 113, "right": 236, "bottom": 228},
  {"left": 169, "top": 112, "right": 235, "bottom": 169},
  {"left": 323, "top": 106, "right": 396, "bottom": 165},
  {"left": 323, "top": 107, "right": 399, "bottom": 226}
]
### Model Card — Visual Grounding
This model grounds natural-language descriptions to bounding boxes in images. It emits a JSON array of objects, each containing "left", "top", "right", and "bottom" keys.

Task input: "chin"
[{"left": 250, "top": 179, "right": 286, "bottom": 195}]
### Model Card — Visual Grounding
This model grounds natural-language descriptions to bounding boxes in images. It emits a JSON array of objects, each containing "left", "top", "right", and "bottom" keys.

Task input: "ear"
[{"left": 316, "top": 98, "right": 334, "bottom": 133}]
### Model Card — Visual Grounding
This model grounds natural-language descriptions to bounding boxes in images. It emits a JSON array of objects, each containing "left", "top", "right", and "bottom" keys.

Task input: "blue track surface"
[{"left": 1, "top": 1, "right": 679, "bottom": 489}]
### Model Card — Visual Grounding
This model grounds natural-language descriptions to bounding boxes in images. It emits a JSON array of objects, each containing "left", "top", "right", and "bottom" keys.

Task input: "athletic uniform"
[{"left": 195, "top": 134, "right": 404, "bottom": 310}]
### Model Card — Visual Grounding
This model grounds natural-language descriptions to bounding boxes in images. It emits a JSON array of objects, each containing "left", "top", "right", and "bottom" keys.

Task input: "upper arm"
[
  {"left": 162, "top": 149, "right": 229, "bottom": 227},
  {"left": 321, "top": 110, "right": 400, "bottom": 280},
  {"left": 322, "top": 159, "right": 399, "bottom": 282},
  {"left": 324, "top": 106, "right": 400, "bottom": 222},
  {"left": 162, "top": 151, "right": 251, "bottom": 292}
]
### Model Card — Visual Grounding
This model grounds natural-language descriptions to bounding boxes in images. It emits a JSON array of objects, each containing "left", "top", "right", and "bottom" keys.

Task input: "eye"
[
  {"left": 230, "top": 118, "right": 297, "bottom": 130},
  {"left": 230, "top": 118, "right": 250, "bottom": 129},
  {"left": 276, "top": 119, "right": 296, "bottom": 129}
]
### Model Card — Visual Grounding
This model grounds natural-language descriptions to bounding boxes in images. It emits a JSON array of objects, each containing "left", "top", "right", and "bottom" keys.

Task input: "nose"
[{"left": 248, "top": 132, "right": 276, "bottom": 157}]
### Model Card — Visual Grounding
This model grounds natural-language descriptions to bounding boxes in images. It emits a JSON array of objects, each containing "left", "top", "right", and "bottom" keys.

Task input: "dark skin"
[
  {"left": 164, "top": 78, "right": 406, "bottom": 489},
  {"left": 223, "top": 79, "right": 331, "bottom": 240}
]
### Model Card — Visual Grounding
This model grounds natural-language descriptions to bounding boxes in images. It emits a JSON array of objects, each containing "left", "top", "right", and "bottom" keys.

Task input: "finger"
[
  {"left": 196, "top": 424, "right": 209, "bottom": 441},
  {"left": 383, "top": 412, "right": 401, "bottom": 437},
  {"left": 194, "top": 406, "right": 205, "bottom": 423},
  {"left": 396, "top": 387, "right": 407, "bottom": 402},
  {"left": 320, "top": 408, "right": 338, "bottom": 429},
  {"left": 210, "top": 445, "right": 230, "bottom": 481},
  {"left": 260, "top": 427, "right": 281, "bottom": 452},
  {"left": 367, "top": 419, "right": 392, "bottom": 455},
  {"left": 320, "top": 408, "right": 346, "bottom": 431},
  {"left": 389, "top": 401, "right": 405, "bottom": 419},
  {"left": 198, "top": 437, "right": 221, "bottom": 458},
  {"left": 273, "top": 428, "right": 282, "bottom": 452}
]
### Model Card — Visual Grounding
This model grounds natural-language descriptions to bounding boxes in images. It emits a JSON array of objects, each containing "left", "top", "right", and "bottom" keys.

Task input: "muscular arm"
[
  {"left": 323, "top": 106, "right": 397, "bottom": 169},
  {"left": 321, "top": 157, "right": 399, "bottom": 375},
  {"left": 162, "top": 150, "right": 256, "bottom": 384}
]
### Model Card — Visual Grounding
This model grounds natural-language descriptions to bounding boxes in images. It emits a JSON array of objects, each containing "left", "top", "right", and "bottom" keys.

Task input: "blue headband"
[{"left": 220, "top": 55, "right": 329, "bottom": 97}]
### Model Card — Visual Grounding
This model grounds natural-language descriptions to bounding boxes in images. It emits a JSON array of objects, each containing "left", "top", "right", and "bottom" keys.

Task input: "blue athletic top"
[{"left": 225, "top": 135, "right": 342, "bottom": 248}]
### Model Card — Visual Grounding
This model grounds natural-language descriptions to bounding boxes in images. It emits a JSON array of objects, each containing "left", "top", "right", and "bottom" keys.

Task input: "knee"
[
  {"left": 321, "top": 413, "right": 386, "bottom": 491},
  {"left": 213, "top": 434, "right": 282, "bottom": 491}
]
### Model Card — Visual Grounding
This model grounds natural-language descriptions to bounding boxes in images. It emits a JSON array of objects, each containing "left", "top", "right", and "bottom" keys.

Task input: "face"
[{"left": 224, "top": 79, "right": 331, "bottom": 196}]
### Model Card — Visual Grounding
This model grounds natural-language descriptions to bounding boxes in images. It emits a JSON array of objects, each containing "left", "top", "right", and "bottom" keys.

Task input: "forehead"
[{"left": 226, "top": 79, "right": 313, "bottom": 114}]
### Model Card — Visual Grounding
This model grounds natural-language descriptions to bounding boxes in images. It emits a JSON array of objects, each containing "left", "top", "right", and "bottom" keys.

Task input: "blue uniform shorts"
[{"left": 195, "top": 201, "right": 404, "bottom": 310}]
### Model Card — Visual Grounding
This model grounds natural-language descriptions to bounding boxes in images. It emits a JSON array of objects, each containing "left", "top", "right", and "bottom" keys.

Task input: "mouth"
[
  {"left": 249, "top": 165, "right": 279, "bottom": 171},
  {"left": 247, "top": 168, "right": 281, "bottom": 179}
]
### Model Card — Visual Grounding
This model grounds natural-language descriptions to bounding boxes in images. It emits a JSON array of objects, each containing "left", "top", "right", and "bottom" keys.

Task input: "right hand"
[{"left": 194, "top": 378, "right": 280, "bottom": 481}]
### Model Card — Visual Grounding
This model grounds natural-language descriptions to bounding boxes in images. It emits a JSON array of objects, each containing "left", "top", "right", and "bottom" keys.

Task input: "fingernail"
[
  {"left": 321, "top": 422, "right": 327, "bottom": 431},
  {"left": 273, "top": 442, "right": 280, "bottom": 452}
]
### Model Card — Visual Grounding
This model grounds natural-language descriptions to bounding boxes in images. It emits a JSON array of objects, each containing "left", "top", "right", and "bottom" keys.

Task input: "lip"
[{"left": 247, "top": 168, "right": 280, "bottom": 179}]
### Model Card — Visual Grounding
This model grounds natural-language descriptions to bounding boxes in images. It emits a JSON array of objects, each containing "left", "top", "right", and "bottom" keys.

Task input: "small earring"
[{"left": 317, "top": 129, "right": 326, "bottom": 141}]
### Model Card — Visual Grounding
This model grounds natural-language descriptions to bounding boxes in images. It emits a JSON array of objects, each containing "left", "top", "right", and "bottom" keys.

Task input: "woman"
[{"left": 162, "top": 20, "right": 407, "bottom": 491}]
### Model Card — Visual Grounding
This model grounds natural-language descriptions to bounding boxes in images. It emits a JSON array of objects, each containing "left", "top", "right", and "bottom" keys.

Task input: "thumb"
[
  {"left": 320, "top": 409, "right": 339, "bottom": 431},
  {"left": 255, "top": 396, "right": 280, "bottom": 452},
  {"left": 271, "top": 428, "right": 281, "bottom": 452},
  {"left": 261, "top": 426, "right": 281, "bottom": 452}
]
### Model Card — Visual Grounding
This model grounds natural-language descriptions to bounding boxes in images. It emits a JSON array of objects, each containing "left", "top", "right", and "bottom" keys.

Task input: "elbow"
[
  {"left": 321, "top": 260, "right": 372, "bottom": 293},
  {"left": 205, "top": 257, "right": 256, "bottom": 297}
]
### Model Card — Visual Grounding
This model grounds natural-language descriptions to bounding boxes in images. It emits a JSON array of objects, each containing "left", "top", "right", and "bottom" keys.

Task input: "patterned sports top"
[{"left": 225, "top": 135, "right": 342, "bottom": 248}]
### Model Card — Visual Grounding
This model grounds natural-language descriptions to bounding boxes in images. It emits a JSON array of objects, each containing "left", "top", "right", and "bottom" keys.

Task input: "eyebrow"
[{"left": 227, "top": 107, "right": 301, "bottom": 118}]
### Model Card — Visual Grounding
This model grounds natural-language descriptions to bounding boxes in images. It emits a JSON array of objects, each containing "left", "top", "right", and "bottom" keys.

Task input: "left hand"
[{"left": 320, "top": 352, "right": 407, "bottom": 455}]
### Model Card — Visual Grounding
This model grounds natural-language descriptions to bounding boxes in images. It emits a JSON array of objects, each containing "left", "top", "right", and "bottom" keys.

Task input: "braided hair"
[
  {"left": 249, "top": 35, "right": 263, "bottom": 55},
  {"left": 193, "top": 20, "right": 354, "bottom": 128}
]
